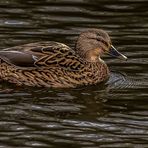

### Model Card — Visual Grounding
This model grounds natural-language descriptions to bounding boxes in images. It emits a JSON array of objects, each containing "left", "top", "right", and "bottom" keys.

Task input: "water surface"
[{"left": 0, "top": 0, "right": 148, "bottom": 147}]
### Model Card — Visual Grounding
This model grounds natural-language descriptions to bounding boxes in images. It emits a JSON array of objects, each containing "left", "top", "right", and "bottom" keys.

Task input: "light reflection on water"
[{"left": 0, "top": 0, "right": 148, "bottom": 147}]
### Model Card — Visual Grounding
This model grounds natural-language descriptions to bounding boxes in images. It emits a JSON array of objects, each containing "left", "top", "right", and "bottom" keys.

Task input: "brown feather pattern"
[{"left": 0, "top": 30, "right": 111, "bottom": 88}]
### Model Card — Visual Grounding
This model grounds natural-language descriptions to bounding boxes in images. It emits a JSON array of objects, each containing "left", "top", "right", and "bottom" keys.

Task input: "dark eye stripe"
[
  {"left": 89, "top": 37, "right": 109, "bottom": 48},
  {"left": 97, "top": 38, "right": 109, "bottom": 47}
]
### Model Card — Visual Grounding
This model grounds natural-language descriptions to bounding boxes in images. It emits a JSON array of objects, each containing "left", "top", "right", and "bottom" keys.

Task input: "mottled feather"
[{"left": 0, "top": 29, "right": 115, "bottom": 88}]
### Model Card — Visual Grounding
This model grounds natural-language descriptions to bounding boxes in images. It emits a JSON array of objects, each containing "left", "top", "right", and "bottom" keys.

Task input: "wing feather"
[{"left": 0, "top": 41, "right": 85, "bottom": 71}]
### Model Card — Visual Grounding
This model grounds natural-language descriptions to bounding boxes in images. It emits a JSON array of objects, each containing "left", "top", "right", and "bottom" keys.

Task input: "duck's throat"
[{"left": 84, "top": 49, "right": 100, "bottom": 62}]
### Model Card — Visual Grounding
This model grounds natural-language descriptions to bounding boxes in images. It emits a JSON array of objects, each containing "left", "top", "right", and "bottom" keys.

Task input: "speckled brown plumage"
[{"left": 0, "top": 29, "right": 127, "bottom": 88}]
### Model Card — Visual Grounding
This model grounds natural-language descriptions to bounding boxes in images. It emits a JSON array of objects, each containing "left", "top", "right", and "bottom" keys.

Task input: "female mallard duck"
[{"left": 0, "top": 29, "right": 127, "bottom": 88}]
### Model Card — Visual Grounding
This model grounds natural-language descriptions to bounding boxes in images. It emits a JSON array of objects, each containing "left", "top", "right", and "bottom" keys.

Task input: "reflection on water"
[{"left": 0, "top": 0, "right": 148, "bottom": 147}]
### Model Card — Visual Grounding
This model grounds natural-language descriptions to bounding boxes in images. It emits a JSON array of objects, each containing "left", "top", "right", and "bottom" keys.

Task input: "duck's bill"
[{"left": 108, "top": 45, "right": 127, "bottom": 60}]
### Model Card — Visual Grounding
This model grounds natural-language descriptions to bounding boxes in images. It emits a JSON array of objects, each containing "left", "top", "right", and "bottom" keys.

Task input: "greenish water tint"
[{"left": 0, "top": 0, "right": 148, "bottom": 147}]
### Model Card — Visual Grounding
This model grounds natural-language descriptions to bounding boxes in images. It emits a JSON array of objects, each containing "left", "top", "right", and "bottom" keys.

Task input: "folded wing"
[{"left": 0, "top": 41, "right": 85, "bottom": 71}]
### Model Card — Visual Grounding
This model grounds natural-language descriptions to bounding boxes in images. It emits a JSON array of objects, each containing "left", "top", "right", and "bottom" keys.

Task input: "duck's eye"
[{"left": 96, "top": 38, "right": 101, "bottom": 42}]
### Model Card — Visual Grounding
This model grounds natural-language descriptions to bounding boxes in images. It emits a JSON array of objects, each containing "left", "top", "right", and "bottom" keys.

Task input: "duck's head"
[{"left": 76, "top": 29, "right": 127, "bottom": 62}]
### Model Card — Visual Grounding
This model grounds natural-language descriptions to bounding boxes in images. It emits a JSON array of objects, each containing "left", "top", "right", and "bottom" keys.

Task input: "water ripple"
[{"left": 0, "top": 0, "right": 148, "bottom": 147}]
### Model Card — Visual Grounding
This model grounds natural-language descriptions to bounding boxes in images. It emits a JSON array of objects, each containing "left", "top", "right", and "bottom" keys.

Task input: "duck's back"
[
  {"left": 0, "top": 41, "right": 86, "bottom": 68},
  {"left": 0, "top": 41, "right": 108, "bottom": 88}
]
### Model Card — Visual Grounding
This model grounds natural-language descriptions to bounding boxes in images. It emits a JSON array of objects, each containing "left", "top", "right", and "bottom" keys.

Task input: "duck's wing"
[{"left": 0, "top": 41, "right": 85, "bottom": 71}]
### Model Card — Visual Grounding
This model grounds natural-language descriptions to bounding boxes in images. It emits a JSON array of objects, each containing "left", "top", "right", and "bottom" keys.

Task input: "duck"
[{"left": 0, "top": 29, "right": 127, "bottom": 88}]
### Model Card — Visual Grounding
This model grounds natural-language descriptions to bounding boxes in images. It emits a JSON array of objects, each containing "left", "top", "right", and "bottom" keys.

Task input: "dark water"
[{"left": 0, "top": 0, "right": 148, "bottom": 147}]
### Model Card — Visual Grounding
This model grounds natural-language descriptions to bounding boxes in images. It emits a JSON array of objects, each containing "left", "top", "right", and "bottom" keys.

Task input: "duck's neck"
[
  {"left": 85, "top": 48, "right": 102, "bottom": 62},
  {"left": 75, "top": 43, "right": 101, "bottom": 63}
]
